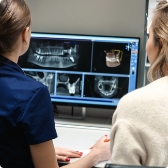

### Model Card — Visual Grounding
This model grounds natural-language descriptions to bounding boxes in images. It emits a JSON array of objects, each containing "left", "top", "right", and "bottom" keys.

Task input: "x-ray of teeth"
[
  {"left": 26, "top": 40, "right": 80, "bottom": 69},
  {"left": 92, "top": 42, "right": 131, "bottom": 75},
  {"left": 94, "top": 76, "right": 118, "bottom": 98},
  {"left": 18, "top": 38, "right": 93, "bottom": 72},
  {"left": 24, "top": 71, "right": 55, "bottom": 94},
  {"left": 104, "top": 49, "right": 123, "bottom": 67},
  {"left": 84, "top": 75, "right": 129, "bottom": 99},
  {"left": 56, "top": 73, "right": 81, "bottom": 96}
]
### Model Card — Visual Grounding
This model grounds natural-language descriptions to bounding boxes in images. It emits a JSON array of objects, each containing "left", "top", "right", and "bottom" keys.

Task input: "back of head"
[
  {"left": 148, "top": 0, "right": 168, "bottom": 82},
  {"left": 0, "top": 0, "right": 31, "bottom": 55}
]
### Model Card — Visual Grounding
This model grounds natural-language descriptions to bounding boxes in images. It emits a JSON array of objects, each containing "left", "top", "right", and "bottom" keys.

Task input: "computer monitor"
[{"left": 18, "top": 32, "right": 140, "bottom": 109}]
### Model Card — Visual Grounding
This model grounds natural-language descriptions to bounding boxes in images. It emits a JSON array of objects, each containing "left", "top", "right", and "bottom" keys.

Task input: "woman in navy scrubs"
[{"left": 0, "top": 0, "right": 111, "bottom": 168}]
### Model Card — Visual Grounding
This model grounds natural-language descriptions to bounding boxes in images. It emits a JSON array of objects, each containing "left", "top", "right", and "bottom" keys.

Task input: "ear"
[{"left": 22, "top": 27, "right": 30, "bottom": 45}]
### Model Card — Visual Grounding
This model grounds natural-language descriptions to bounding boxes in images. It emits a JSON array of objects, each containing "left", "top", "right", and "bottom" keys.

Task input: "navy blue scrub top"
[{"left": 0, "top": 55, "right": 57, "bottom": 168}]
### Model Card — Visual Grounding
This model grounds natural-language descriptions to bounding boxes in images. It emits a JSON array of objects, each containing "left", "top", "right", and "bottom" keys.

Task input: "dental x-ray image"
[
  {"left": 24, "top": 71, "right": 55, "bottom": 94},
  {"left": 92, "top": 42, "right": 131, "bottom": 75},
  {"left": 104, "top": 49, "right": 123, "bottom": 67},
  {"left": 56, "top": 73, "right": 82, "bottom": 96},
  {"left": 84, "top": 75, "right": 129, "bottom": 99},
  {"left": 94, "top": 76, "right": 118, "bottom": 98},
  {"left": 18, "top": 38, "right": 93, "bottom": 72}
]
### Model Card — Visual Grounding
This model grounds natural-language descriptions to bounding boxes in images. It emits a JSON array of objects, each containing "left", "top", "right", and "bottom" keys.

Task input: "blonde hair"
[
  {"left": 0, "top": 0, "right": 31, "bottom": 55},
  {"left": 147, "top": 0, "right": 168, "bottom": 82}
]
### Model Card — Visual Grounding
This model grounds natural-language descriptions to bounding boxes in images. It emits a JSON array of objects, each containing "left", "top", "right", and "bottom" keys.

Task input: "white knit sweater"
[{"left": 110, "top": 76, "right": 168, "bottom": 166}]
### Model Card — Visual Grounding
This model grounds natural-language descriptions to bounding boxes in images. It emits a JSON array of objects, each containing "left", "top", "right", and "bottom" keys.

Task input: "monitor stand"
[{"left": 53, "top": 105, "right": 86, "bottom": 120}]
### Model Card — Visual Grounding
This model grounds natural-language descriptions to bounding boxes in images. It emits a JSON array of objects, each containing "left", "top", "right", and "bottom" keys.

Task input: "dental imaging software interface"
[{"left": 18, "top": 33, "right": 140, "bottom": 108}]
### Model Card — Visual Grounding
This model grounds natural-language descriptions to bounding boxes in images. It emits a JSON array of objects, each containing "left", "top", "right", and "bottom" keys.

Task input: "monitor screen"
[{"left": 18, "top": 32, "right": 140, "bottom": 109}]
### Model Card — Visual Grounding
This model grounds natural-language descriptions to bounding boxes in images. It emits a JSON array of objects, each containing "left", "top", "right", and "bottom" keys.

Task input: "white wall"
[{"left": 25, "top": 1, "right": 146, "bottom": 37}]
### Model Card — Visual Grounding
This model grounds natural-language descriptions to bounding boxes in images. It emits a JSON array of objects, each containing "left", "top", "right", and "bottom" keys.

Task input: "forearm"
[{"left": 30, "top": 136, "right": 110, "bottom": 168}]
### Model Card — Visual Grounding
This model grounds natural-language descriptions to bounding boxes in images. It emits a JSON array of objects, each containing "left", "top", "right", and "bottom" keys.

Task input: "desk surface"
[
  {"left": 53, "top": 122, "right": 111, "bottom": 168},
  {"left": 54, "top": 116, "right": 112, "bottom": 129}
]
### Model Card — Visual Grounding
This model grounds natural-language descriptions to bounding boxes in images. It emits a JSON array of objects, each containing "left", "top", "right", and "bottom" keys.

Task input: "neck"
[
  {"left": 2, "top": 34, "right": 24, "bottom": 64},
  {"left": 3, "top": 52, "right": 19, "bottom": 63}
]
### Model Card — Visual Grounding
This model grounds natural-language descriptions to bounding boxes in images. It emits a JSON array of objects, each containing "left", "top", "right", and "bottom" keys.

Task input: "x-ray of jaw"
[
  {"left": 27, "top": 41, "right": 80, "bottom": 68},
  {"left": 24, "top": 71, "right": 55, "bottom": 94},
  {"left": 94, "top": 76, "right": 118, "bottom": 98},
  {"left": 56, "top": 73, "right": 81, "bottom": 96},
  {"left": 104, "top": 50, "right": 123, "bottom": 67}
]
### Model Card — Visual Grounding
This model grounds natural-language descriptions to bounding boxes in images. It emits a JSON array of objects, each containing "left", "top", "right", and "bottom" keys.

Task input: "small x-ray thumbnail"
[
  {"left": 92, "top": 42, "right": 131, "bottom": 75},
  {"left": 56, "top": 73, "right": 82, "bottom": 96},
  {"left": 84, "top": 75, "right": 129, "bottom": 99},
  {"left": 18, "top": 38, "right": 92, "bottom": 72},
  {"left": 24, "top": 71, "right": 55, "bottom": 95}
]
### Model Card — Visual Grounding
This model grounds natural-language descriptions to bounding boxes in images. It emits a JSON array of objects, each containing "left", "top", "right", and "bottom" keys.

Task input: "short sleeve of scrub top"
[{"left": 20, "top": 85, "right": 57, "bottom": 145}]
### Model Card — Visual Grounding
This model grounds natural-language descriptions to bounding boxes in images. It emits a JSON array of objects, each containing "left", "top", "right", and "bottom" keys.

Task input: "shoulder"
[
  {"left": 23, "top": 74, "right": 44, "bottom": 87},
  {"left": 113, "top": 77, "right": 168, "bottom": 121},
  {"left": 119, "top": 76, "right": 168, "bottom": 105},
  {"left": 12, "top": 73, "right": 49, "bottom": 105},
  {"left": 20, "top": 73, "right": 47, "bottom": 94},
  {"left": 25, "top": 77, "right": 49, "bottom": 101}
]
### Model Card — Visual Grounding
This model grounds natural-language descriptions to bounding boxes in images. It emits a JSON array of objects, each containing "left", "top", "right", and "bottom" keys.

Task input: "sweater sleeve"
[{"left": 110, "top": 119, "right": 147, "bottom": 165}]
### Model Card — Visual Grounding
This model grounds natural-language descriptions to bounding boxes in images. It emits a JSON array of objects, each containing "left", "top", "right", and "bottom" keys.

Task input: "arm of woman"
[
  {"left": 110, "top": 94, "right": 147, "bottom": 165},
  {"left": 110, "top": 119, "right": 146, "bottom": 165},
  {"left": 61, "top": 135, "right": 111, "bottom": 168},
  {"left": 30, "top": 140, "right": 59, "bottom": 168},
  {"left": 30, "top": 135, "right": 111, "bottom": 168}
]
